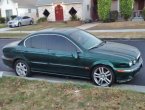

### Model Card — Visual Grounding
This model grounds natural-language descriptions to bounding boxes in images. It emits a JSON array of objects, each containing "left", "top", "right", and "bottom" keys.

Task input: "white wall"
[
  {"left": 0, "top": 0, "right": 18, "bottom": 17},
  {"left": 63, "top": 3, "right": 83, "bottom": 21},
  {"left": 0, "top": 0, "right": 37, "bottom": 20},
  {"left": 111, "top": 0, "right": 118, "bottom": 11},
  {"left": 18, "top": 8, "right": 37, "bottom": 20},
  {"left": 82, "top": 0, "right": 91, "bottom": 20},
  {"left": 38, "top": 5, "right": 55, "bottom": 21},
  {"left": 38, "top": 3, "right": 83, "bottom": 21}
]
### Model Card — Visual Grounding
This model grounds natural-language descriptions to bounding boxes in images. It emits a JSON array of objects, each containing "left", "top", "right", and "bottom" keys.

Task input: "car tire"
[
  {"left": 18, "top": 22, "right": 21, "bottom": 27},
  {"left": 91, "top": 65, "right": 115, "bottom": 87},
  {"left": 30, "top": 21, "right": 33, "bottom": 25},
  {"left": 14, "top": 60, "right": 31, "bottom": 77}
]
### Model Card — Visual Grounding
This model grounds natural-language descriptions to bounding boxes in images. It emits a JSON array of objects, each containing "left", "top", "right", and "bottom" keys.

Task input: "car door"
[
  {"left": 22, "top": 35, "right": 50, "bottom": 72},
  {"left": 25, "top": 16, "right": 30, "bottom": 25},
  {"left": 46, "top": 34, "right": 88, "bottom": 77},
  {"left": 21, "top": 16, "right": 28, "bottom": 25}
]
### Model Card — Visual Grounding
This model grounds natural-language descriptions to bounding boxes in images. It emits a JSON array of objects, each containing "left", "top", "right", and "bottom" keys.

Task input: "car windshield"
[
  {"left": 14, "top": 17, "right": 21, "bottom": 20},
  {"left": 69, "top": 30, "right": 103, "bottom": 50}
]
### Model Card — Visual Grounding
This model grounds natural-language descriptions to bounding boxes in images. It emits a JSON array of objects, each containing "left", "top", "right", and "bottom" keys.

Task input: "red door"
[{"left": 55, "top": 5, "right": 64, "bottom": 21}]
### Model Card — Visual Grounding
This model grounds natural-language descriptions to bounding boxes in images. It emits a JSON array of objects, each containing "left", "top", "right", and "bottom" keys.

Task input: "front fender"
[{"left": 90, "top": 60, "right": 114, "bottom": 69}]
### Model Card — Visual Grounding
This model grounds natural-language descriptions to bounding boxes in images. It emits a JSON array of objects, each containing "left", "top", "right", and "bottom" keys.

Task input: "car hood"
[
  {"left": 8, "top": 20, "right": 18, "bottom": 23},
  {"left": 90, "top": 41, "right": 140, "bottom": 61},
  {"left": 3, "top": 41, "right": 20, "bottom": 48}
]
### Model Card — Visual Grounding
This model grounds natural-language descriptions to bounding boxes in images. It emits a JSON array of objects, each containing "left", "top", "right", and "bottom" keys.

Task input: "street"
[{"left": 0, "top": 38, "right": 145, "bottom": 86}]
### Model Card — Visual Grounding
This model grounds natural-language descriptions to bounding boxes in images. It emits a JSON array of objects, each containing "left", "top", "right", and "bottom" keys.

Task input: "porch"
[{"left": 133, "top": 0, "right": 145, "bottom": 18}]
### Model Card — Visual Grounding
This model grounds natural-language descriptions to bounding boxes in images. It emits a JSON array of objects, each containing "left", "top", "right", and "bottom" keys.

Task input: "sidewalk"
[
  {"left": 0, "top": 71, "right": 145, "bottom": 93},
  {"left": 0, "top": 27, "right": 12, "bottom": 32},
  {"left": 77, "top": 23, "right": 98, "bottom": 30},
  {"left": 88, "top": 29, "right": 145, "bottom": 33}
]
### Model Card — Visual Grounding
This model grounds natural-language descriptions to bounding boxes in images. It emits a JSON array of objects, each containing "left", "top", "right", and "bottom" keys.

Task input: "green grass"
[
  {"left": 0, "top": 77, "right": 145, "bottom": 110},
  {"left": 91, "top": 32, "right": 145, "bottom": 39},
  {"left": 0, "top": 24, "right": 7, "bottom": 28},
  {"left": 11, "top": 21, "right": 81, "bottom": 31},
  {"left": 88, "top": 21, "right": 145, "bottom": 30}
]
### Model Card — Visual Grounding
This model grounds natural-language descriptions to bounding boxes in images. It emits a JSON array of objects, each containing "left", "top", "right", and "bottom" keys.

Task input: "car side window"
[
  {"left": 25, "top": 35, "right": 47, "bottom": 49},
  {"left": 47, "top": 35, "right": 77, "bottom": 52},
  {"left": 22, "top": 17, "right": 26, "bottom": 19},
  {"left": 23, "top": 16, "right": 29, "bottom": 19},
  {"left": 25, "top": 34, "right": 78, "bottom": 52}
]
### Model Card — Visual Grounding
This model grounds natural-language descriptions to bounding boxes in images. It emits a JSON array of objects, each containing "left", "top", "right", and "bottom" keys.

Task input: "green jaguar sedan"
[{"left": 2, "top": 28, "right": 143, "bottom": 87}]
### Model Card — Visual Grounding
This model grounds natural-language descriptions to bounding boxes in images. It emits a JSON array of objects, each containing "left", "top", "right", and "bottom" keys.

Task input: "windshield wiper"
[{"left": 89, "top": 41, "right": 106, "bottom": 50}]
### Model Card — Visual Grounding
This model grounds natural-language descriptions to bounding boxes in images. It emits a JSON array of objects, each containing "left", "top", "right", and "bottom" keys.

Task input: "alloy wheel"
[
  {"left": 15, "top": 60, "right": 31, "bottom": 77},
  {"left": 92, "top": 66, "right": 114, "bottom": 87},
  {"left": 16, "top": 62, "right": 28, "bottom": 77}
]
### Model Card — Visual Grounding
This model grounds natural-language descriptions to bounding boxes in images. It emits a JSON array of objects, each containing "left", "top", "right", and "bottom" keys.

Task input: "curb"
[
  {"left": 0, "top": 71, "right": 145, "bottom": 93},
  {"left": 0, "top": 71, "right": 3, "bottom": 78},
  {"left": 113, "top": 84, "right": 145, "bottom": 93}
]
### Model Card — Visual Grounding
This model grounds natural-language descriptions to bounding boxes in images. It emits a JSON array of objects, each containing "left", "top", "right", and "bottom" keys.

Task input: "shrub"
[
  {"left": 11, "top": 15, "right": 17, "bottom": 20},
  {"left": 120, "top": 0, "right": 134, "bottom": 20},
  {"left": 110, "top": 10, "right": 118, "bottom": 22},
  {"left": 37, "top": 17, "right": 47, "bottom": 23},
  {"left": 142, "top": 7, "right": 145, "bottom": 20},
  {"left": 0, "top": 17, "right": 6, "bottom": 23},
  {"left": 98, "top": 0, "right": 112, "bottom": 22},
  {"left": 70, "top": 15, "right": 79, "bottom": 21}
]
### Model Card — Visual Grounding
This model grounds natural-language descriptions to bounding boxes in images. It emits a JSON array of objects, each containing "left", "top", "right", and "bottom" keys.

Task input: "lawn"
[
  {"left": 0, "top": 24, "right": 7, "bottom": 28},
  {"left": 0, "top": 77, "right": 145, "bottom": 110},
  {"left": 88, "top": 21, "right": 145, "bottom": 30},
  {"left": 0, "top": 33, "right": 28, "bottom": 38},
  {"left": 91, "top": 32, "right": 145, "bottom": 39},
  {"left": 11, "top": 21, "right": 81, "bottom": 31}
]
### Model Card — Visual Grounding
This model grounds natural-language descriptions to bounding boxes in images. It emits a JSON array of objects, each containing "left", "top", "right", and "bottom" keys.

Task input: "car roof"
[{"left": 31, "top": 28, "right": 80, "bottom": 37}]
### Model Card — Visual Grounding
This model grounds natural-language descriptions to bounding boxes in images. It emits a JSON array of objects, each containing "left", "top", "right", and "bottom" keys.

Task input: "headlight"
[
  {"left": 133, "top": 60, "right": 136, "bottom": 64},
  {"left": 129, "top": 61, "right": 133, "bottom": 67}
]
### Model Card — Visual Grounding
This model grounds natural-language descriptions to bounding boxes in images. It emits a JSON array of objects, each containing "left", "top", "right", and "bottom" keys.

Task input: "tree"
[
  {"left": 98, "top": 0, "right": 112, "bottom": 22},
  {"left": 120, "top": 0, "right": 134, "bottom": 20}
]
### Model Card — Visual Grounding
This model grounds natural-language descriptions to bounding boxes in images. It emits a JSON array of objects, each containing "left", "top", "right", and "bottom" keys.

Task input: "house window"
[
  {"left": 28, "top": 9, "right": 31, "bottom": 13},
  {"left": 43, "top": 9, "right": 50, "bottom": 17},
  {"left": 69, "top": 7, "right": 77, "bottom": 16}
]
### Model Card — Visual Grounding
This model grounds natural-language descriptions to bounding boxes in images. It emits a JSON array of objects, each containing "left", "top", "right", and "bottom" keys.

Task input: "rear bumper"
[{"left": 114, "top": 57, "right": 143, "bottom": 83}]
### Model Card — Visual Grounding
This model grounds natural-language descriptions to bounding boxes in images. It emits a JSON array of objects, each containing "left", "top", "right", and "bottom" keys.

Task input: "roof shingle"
[
  {"left": 36, "top": 0, "right": 83, "bottom": 6},
  {"left": 13, "top": 0, "right": 37, "bottom": 8}
]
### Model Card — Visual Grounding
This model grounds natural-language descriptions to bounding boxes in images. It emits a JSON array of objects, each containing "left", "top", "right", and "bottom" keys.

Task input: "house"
[
  {"left": 37, "top": 0, "right": 145, "bottom": 22},
  {"left": 0, "top": 0, "right": 38, "bottom": 20},
  {"left": 36, "top": 0, "right": 120, "bottom": 21}
]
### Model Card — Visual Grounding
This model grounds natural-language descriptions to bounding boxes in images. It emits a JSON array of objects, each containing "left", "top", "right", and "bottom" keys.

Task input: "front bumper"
[
  {"left": 114, "top": 57, "right": 143, "bottom": 83},
  {"left": 8, "top": 23, "right": 18, "bottom": 27},
  {"left": 2, "top": 55, "right": 13, "bottom": 68}
]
